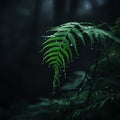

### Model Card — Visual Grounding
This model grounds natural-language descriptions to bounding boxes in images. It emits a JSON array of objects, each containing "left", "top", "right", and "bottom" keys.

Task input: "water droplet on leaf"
[
  {"left": 79, "top": 88, "right": 82, "bottom": 91},
  {"left": 70, "top": 44, "right": 73, "bottom": 46},
  {"left": 105, "top": 86, "right": 108, "bottom": 89},
  {"left": 91, "top": 47, "right": 93, "bottom": 50}
]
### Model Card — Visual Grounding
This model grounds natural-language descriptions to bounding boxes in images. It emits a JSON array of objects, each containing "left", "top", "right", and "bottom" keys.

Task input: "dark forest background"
[{"left": 0, "top": 0, "right": 120, "bottom": 109}]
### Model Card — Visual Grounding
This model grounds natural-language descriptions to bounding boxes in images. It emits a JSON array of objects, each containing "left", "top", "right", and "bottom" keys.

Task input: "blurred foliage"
[
  {"left": 8, "top": 74, "right": 120, "bottom": 120},
  {"left": 111, "top": 17, "right": 120, "bottom": 35}
]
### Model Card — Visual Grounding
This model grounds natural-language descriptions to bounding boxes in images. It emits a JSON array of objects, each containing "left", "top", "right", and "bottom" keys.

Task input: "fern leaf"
[
  {"left": 72, "top": 27, "right": 85, "bottom": 45},
  {"left": 54, "top": 32, "right": 67, "bottom": 36},
  {"left": 68, "top": 33, "right": 79, "bottom": 55},
  {"left": 111, "top": 17, "right": 120, "bottom": 35},
  {"left": 42, "top": 37, "right": 64, "bottom": 45},
  {"left": 49, "top": 27, "right": 70, "bottom": 32},
  {"left": 45, "top": 57, "right": 56, "bottom": 64},
  {"left": 42, "top": 42, "right": 60, "bottom": 51},
  {"left": 62, "top": 43, "right": 72, "bottom": 59},
  {"left": 43, "top": 52, "right": 58, "bottom": 61},
  {"left": 58, "top": 52, "right": 66, "bottom": 68},
  {"left": 42, "top": 22, "right": 120, "bottom": 91},
  {"left": 61, "top": 48, "right": 70, "bottom": 62},
  {"left": 43, "top": 47, "right": 60, "bottom": 56}
]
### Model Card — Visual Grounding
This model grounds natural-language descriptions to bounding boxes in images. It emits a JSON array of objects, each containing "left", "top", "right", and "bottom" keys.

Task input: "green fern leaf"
[
  {"left": 42, "top": 22, "right": 120, "bottom": 91},
  {"left": 49, "top": 27, "right": 70, "bottom": 32},
  {"left": 111, "top": 17, "right": 120, "bottom": 35},
  {"left": 43, "top": 52, "right": 58, "bottom": 61},
  {"left": 42, "top": 42, "right": 60, "bottom": 51},
  {"left": 60, "top": 48, "right": 70, "bottom": 62},
  {"left": 72, "top": 27, "right": 85, "bottom": 45},
  {"left": 43, "top": 47, "right": 60, "bottom": 56},
  {"left": 62, "top": 43, "right": 72, "bottom": 59},
  {"left": 58, "top": 52, "right": 66, "bottom": 68},
  {"left": 54, "top": 32, "right": 67, "bottom": 36},
  {"left": 68, "top": 33, "right": 79, "bottom": 55},
  {"left": 42, "top": 37, "right": 64, "bottom": 45},
  {"left": 45, "top": 57, "right": 56, "bottom": 64}
]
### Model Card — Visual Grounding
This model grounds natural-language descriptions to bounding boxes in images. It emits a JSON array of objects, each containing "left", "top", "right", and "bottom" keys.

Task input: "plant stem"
[
  {"left": 86, "top": 42, "right": 101, "bottom": 105},
  {"left": 76, "top": 65, "right": 91, "bottom": 96},
  {"left": 82, "top": 42, "right": 101, "bottom": 120}
]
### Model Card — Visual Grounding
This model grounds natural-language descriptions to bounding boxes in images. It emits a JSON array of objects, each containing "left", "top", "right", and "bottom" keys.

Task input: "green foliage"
[
  {"left": 111, "top": 17, "right": 120, "bottom": 35},
  {"left": 9, "top": 85, "right": 120, "bottom": 120},
  {"left": 42, "top": 22, "right": 120, "bottom": 90}
]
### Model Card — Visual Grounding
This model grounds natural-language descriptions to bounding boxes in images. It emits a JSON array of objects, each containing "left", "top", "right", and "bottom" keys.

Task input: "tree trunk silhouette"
[
  {"left": 107, "top": 0, "right": 120, "bottom": 21},
  {"left": 54, "top": 0, "right": 67, "bottom": 25},
  {"left": 23, "top": 0, "right": 41, "bottom": 67},
  {"left": 54, "top": 0, "right": 80, "bottom": 24},
  {"left": 69, "top": 0, "right": 79, "bottom": 18},
  {"left": 20, "top": 0, "right": 41, "bottom": 98}
]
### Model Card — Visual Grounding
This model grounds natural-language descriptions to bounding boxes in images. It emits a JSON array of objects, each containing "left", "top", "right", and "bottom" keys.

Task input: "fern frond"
[
  {"left": 111, "top": 17, "right": 120, "bottom": 35},
  {"left": 42, "top": 22, "right": 120, "bottom": 91}
]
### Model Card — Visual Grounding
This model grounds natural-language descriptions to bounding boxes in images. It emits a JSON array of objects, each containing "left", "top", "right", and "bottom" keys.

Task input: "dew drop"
[
  {"left": 91, "top": 47, "right": 93, "bottom": 50},
  {"left": 58, "top": 80, "right": 60, "bottom": 84},
  {"left": 70, "top": 44, "right": 73, "bottom": 46},
  {"left": 79, "top": 88, "right": 82, "bottom": 91},
  {"left": 105, "top": 86, "right": 108, "bottom": 89}
]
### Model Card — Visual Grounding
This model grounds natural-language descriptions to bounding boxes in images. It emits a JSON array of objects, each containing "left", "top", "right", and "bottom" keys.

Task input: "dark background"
[{"left": 0, "top": 0, "right": 120, "bottom": 107}]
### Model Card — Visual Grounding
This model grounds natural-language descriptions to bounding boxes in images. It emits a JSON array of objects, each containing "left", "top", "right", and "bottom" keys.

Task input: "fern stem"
[
  {"left": 86, "top": 42, "right": 101, "bottom": 105},
  {"left": 81, "top": 42, "right": 101, "bottom": 120},
  {"left": 76, "top": 65, "right": 91, "bottom": 97}
]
